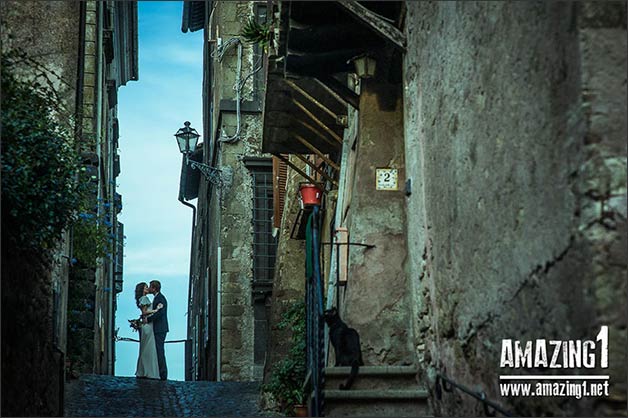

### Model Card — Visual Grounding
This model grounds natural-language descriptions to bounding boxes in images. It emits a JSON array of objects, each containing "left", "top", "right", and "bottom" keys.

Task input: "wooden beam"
[
  {"left": 294, "top": 153, "right": 339, "bottom": 187},
  {"left": 285, "top": 79, "right": 339, "bottom": 121},
  {"left": 274, "top": 153, "right": 318, "bottom": 186},
  {"left": 295, "top": 119, "right": 342, "bottom": 151},
  {"left": 315, "top": 76, "right": 360, "bottom": 110},
  {"left": 292, "top": 98, "right": 344, "bottom": 144},
  {"left": 336, "top": 1, "right": 406, "bottom": 51},
  {"left": 294, "top": 134, "right": 341, "bottom": 171}
]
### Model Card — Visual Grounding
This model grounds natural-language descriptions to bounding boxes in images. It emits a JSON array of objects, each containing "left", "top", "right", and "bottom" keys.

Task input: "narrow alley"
[
  {"left": 64, "top": 375, "right": 261, "bottom": 417},
  {"left": 2, "top": 1, "right": 627, "bottom": 417}
]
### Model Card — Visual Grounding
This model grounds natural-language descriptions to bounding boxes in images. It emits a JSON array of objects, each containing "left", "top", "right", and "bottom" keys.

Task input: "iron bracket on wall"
[{"left": 188, "top": 159, "right": 224, "bottom": 187}]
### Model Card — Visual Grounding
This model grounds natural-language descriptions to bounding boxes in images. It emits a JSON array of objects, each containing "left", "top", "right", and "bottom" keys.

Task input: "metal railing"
[
  {"left": 305, "top": 205, "right": 325, "bottom": 416},
  {"left": 115, "top": 336, "right": 191, "bottom": 344},
  {"left": 435, "top": 373, "right": 512, "bottom": 417}
]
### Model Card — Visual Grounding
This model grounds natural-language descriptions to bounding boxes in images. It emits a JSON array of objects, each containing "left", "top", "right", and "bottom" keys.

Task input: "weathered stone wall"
[
  {"left": 342, "top": 82, "right": 414, "bottom": 366},
  {"left": 403, "top": 2, "right": 626, "bottom": 416},
  {"left": 1, "top": 1, "right": 80, "bottom": 111},
  {"left": 1, "top": 1, "right": 81, "bottom": 415},
  {"left": 210, "top": 1, "right": 267, "bottom": 381},
  {"left": 217, "top": 113, "right": 262, "bottom": 381},
  {"left": 1, "top": 246, "right": 64, "bottom": 416},
  {"left": 576, "top": 3, "right": 628, "bottom": 415},
  {"left": 263, "top": 157, "right": 307, "bottom": 388}
]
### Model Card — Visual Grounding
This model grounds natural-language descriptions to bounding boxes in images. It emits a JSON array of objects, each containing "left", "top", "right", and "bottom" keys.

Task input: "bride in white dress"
[{"left": 134, "top": 282, "right": 161, "bottom": 379}]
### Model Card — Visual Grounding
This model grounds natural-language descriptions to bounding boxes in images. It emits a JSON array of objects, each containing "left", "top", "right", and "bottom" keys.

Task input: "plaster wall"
[
  {"left": 403, "top": 2, "right": 626, "bottom": 416},
  {"left": 342, "top": 82, "right": 414, "bottom": 366}
]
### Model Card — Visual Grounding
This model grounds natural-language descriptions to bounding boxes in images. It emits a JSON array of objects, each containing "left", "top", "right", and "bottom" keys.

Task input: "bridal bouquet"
[{"left": 128, "top": 317, "right": 143, "bottom": 332}]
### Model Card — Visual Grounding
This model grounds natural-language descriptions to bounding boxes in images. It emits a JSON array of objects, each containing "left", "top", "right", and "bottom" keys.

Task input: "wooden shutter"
[{"left": 272, "top": 155, "right": 288, "bottom": 228}]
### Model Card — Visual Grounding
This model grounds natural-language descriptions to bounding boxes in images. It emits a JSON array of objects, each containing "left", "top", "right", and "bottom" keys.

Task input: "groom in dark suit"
[{"left": 147, "top": 280, "right": 168, "bottom": 380}]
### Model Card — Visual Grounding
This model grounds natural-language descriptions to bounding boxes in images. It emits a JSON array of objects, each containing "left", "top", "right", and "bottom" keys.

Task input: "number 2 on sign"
[{"left": 376, "top": 168, "right": 398, "bottom": 191}]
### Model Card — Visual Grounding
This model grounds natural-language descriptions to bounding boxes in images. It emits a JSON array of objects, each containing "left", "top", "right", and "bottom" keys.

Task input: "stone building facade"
[
  {"left": 1, "top": 1, "right": 136, "bottom": 415},
  {"left": 68, "top": 0, "right": 137, "bottom": 378},
  {"left": 181, "top": 0, "right": 273, "bottom": 382},
  {"left": 260, "top": 1, "right": 626, "bottom": 416}
]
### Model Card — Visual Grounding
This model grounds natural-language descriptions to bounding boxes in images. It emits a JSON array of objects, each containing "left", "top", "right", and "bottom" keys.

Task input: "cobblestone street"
[{"left": 64, "top": 375, "right": 262, "bottom": 417}]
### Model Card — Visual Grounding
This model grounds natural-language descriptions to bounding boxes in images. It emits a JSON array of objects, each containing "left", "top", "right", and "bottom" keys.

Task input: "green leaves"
[
  {"left": 1, "top": 48, "right": 80, "bottom": 252},
  {"left": 263, "top": 301, "right": 307, "bottom": 413},
  {"left": 239, "top": 17, "right": 273, "bottom": 48}
]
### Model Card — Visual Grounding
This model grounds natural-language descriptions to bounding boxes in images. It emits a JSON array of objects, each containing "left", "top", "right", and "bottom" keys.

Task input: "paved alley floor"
[{"left": 64, "top": 374, "right": 263, "bottom": 417}]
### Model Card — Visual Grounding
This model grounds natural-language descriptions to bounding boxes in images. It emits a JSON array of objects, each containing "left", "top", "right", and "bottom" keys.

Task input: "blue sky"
[{"left": 115, "top": 1, "right": 203, "bottom": 381}]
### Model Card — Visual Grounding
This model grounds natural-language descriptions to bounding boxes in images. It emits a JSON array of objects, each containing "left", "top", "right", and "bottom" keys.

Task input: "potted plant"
[
  {"left": 263, "top": 301, "right": 307, "bottom": 416},
  {"left": 240, "top": 17, "right": 274, "bottom": 51},
  {"left": 293, "top": 392, "right": 307, "bottom": 417}
]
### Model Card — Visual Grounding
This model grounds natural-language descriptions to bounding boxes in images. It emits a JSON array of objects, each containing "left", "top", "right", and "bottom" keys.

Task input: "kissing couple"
[{"left": 134, "top": 280, "right": 169, "bottom": 380}]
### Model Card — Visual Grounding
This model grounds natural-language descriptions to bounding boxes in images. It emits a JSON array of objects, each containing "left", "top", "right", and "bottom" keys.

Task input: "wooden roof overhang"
[{"left": 262, "top": 1, "right": 405, "bottom": 164}]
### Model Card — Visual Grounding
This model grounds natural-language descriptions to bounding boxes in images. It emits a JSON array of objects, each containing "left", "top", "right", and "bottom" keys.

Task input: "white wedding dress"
[{"left": 135, "top": 295, "right": 160, "bottom": 379}]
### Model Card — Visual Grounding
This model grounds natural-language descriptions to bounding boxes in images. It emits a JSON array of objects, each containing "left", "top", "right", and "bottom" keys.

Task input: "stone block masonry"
[
  {"left": 1, "top": 246, "right": 65, "bottom": 416},
  {"left": 211, "top": 3, "right": 267, "bottom": 381}
]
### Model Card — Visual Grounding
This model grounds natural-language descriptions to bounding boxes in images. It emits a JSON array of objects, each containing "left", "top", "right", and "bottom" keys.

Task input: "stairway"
[{"left": 323, "top": 365, "right": 430, "bottom": 416}]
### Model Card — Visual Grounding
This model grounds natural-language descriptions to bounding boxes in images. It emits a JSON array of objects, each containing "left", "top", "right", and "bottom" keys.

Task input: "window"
[
  {"left": 272, "top": 155, "right": 288, "bottom": 228},
  {"left": 249, "top": 163, "right": 276, "bottom": 283},
  {"left": 246, "top": 158, "right": 275, "bottom": 371}
]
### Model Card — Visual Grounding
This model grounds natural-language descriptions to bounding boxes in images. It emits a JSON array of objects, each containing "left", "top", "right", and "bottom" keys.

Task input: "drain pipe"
[
  {"left": 179, "top": 195, "right": 196, "bottom": 381},
  {"left": 179, "top": 159, "right": 197, "bottom": 381},
  {"left": 216, "top": 246, "right": 222, "bottom": 381}
]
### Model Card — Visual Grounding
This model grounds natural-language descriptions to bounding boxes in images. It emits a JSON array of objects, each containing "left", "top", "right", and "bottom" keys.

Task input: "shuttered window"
[{"left": 272, "top": 155, "right": 288, "bottom": 228}]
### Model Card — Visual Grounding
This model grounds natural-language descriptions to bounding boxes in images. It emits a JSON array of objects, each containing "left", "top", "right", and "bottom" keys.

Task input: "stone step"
[
  {"left": 324, "top": 388, "right": 430, "bottom": 417},
  {"left": 326, "top": 388, "right": 428, "bottom": 400},
  {"left": 324, "top": 366, "right": 418, "bottom": 391}
]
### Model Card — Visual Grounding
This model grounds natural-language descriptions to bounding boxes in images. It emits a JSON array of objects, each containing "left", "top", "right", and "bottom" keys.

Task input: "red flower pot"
[{"left": 299, "top": 183, "right": 322, "bottom": 206}]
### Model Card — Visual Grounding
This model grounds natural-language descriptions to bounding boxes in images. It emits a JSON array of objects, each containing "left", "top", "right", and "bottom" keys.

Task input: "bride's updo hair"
[{"left": 134, "top": 282, "right": 148, "bottom": 308}]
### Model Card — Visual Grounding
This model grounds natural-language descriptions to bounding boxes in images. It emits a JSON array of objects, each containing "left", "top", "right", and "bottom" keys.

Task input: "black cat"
[{"left": 324, "top": 307, "right": 364, "bottom": 390}]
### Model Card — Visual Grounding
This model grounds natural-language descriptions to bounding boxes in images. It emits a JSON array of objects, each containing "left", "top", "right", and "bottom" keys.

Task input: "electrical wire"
[
  {"left": 212, "top": 38, "right": 264, "bottom": 144},
  {"left": 213, "top": 38, "right": 243, "bottom": 143}
]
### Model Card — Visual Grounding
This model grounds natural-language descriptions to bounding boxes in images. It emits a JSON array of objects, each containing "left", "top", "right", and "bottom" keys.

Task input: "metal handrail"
[
  {"left": 435, "top": 373, "right": 513, "bottom": 417},
  {"left": 115, "top": 336, "right": 191, "bottom": 344},
  {"left": 305, "top": 206, "right": 325, "bottom": 416}
]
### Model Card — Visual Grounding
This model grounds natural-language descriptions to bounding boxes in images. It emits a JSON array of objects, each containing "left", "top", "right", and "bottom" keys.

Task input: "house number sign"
[{"left": 375, "top": 168, "right": 398, "bottom": 191}]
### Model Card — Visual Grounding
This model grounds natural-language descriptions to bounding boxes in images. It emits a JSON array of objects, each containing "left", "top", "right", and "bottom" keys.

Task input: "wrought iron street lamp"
[
  {"left": 174, "top": 121, "right": 223, "bottom": 186},
  {"left": 174, "top": 121, "right": 200, "bottom": 154},
  {"left": 348, "top": 53, "right": 377, "bottom": 79}
]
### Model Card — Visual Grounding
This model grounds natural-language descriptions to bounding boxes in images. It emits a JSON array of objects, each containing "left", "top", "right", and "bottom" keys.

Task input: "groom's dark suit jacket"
[{"left": 147, "top": 292, "right": 169, "bottom": 334}]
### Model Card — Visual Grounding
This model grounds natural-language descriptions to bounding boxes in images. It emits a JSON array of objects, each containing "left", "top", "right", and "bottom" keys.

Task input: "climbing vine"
[
  {"left": 263, "top": 301, "right": 307, "bottom": 414},
  {"left": 1, "top": 48, "right": 116, "bottom": 265},
  {"left": 72, "top": 198, "right": 115, "bottom": 269},
  {"left": 1, "top": 49, "right": 81, "bottom": 252}
]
